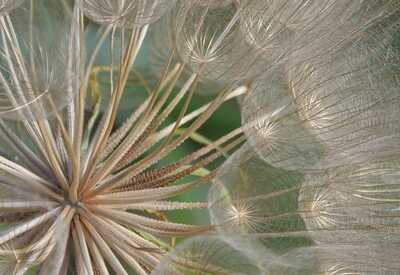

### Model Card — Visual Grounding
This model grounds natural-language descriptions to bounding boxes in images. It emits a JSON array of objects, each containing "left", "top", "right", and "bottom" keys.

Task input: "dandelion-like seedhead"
[
  {"left": 0, "top": 0, "right": 248, "bottom": 274},
  {"left": 0, "top": 0, "right": 400, "bottom": 274}
]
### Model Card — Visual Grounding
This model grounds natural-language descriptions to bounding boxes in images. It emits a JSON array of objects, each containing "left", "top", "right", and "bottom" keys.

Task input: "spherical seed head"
[
  {"left": 1, "top": 0, "right": 400, "bottom": 274},
  {"left": 0, "top": 1, "right": 248, "bottom": 274}
]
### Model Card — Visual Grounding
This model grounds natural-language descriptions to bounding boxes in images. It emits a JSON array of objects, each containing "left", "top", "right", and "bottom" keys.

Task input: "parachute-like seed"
[
  {"left": 0, "top": 0, "right": 248, "bottom": 274},
  {"left": 209, "top": 141, "right": 400, "bottom": 266},
  {"left": 299, "top": 153, "right": 400, "bottom": 244},
  {"left": 0, "top": 0, "right": 399, "bottom": 274},
  {"left": 241, "top": 71, "right": 325, "bottom": 170},
  {"left": 288, "top": 22, "right": 400, "bottom": 153},
  {"left": 266, "top": 245, "right": 400, "bottom": 274},
  {"left": 208, "top": 144, "right": 307, "bottom": 265},
  {"left": 173, "top": 0, "right": 264, "bottom": 84},
  {"left": 0, "top": 0, "right": 80, "bottom": 121},
  {"left": 241, "top": 11, "right": 400, "bottom": 170},
  {"left": 151, "top": 236, "right": 262, "bottom": 275},
  {"left": 238, "top": 0, "right": 335, "bottom": 62},
  {"left": 79, "top": 0, "right": 176, "bottom": 27}
]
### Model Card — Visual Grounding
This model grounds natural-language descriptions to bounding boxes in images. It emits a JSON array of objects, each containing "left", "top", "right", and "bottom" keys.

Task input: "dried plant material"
[
  {"left": 241, "top": 71, "right": 325, "bottom": 170},
  {"left": 173, "top": 0, "right": 263, "bottom": 84},
  {"left": 266, "top": 245, "right": 400, "bottom": 274},
  {"left": 79, "top": 0, "right": 176, "bottom": 27},
  {"left": 209, "top": 143, "right": 400, "bottom": 267},
  {"left": 299, "top": 155, "right": 400, "bottom": 244},
  {"left": 151, "top": 236, "right": 261, "bottom": 275},
  {"left": 0, "top": 0, "right": 399, "bottom": 274},
  {"left": 208, "top": 144, "right": 308, "bottom": 265},
  {"left": 0, "top": 0, "right": 247, "bottom": 274},
  {"left": 0, "top": 1, "right": 78, "bottom": 120}
]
